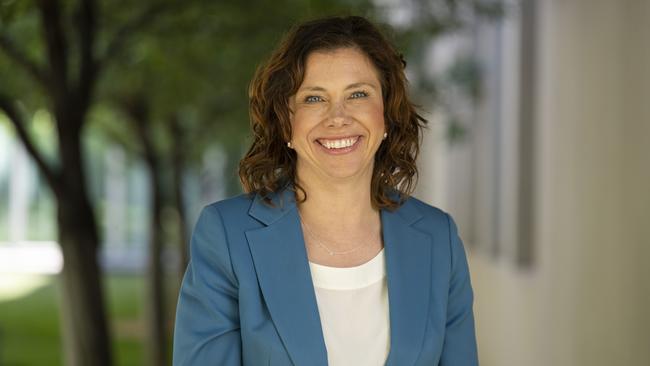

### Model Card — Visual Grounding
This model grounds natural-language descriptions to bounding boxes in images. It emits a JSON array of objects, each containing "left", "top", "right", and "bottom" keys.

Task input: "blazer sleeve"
[
  {"left": 173, "top": 205, "right": 242, "bottom": 366},
  {"left": 439, "top": 213, "right": 479, "bottom": 366}
]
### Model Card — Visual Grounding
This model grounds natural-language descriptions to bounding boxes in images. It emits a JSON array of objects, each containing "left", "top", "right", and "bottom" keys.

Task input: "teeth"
[{"left": 319, "top": 137, "right": 358, "bottom": 149}]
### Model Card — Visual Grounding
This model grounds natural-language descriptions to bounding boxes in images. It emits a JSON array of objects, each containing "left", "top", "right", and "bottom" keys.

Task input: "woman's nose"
[{"left": 327, "top": 101, "right": 350, "bottom": 127}]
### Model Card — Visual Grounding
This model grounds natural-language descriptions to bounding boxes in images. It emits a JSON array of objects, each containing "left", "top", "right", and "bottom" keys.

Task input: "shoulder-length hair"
[{"left": 239, "top": 15, "right": 427, "bottom": 210}]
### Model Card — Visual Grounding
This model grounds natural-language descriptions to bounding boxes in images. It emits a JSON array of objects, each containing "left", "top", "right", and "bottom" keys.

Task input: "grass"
[{"left": 0, "top": 274, "right": 178, "bottom": 366}]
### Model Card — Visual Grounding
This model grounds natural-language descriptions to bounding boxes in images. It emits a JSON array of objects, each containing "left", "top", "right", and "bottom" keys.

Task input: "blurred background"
[{"left": 0, "top": 0, "right": 648, "bottom": 365}]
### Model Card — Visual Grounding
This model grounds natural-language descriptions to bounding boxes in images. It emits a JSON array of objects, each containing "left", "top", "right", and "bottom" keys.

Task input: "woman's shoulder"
[
  {"left": 401, "top": 195, "right": 450, "bottom": 221},
  {"left": 204, "top": 192, "right": 256, "bottom": 215},
  {"left": 194, "top": 193, "right": 261, "bottom": 234},
  {"left": 398, "top": 195, "right": 457, "bottom": 235},
  {"left": 397, "top": 196, "right": 466, "bottom": 261}
]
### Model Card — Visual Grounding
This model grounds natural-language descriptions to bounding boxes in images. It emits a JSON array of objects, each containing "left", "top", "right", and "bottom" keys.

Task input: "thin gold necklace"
[{"left": 298, "top": 212, "right": 374, "bottom": 256}]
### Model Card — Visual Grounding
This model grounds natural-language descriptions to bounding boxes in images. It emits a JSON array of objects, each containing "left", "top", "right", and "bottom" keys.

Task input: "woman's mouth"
[
  {"left": 315, "top": 135, "right": 362, "bottom": 154},
  {"left": 316, "top": 136, "right": 359, "bottom": 149}
]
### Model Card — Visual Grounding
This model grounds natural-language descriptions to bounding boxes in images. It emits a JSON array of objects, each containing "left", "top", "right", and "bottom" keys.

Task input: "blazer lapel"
[
  {"left": 382, "top": 200, "right": 432, "bottom": 366},
  {"left": 246, "top": 189, "right": 328, "bottom": 366}
]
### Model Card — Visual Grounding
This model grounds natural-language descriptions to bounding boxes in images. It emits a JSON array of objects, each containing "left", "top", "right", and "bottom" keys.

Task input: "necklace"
[{"left": 298, "top": 211, "right": 375, "bottom": 256}]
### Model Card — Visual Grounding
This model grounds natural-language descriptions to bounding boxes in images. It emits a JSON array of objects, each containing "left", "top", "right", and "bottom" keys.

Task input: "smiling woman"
[
  {"left": 241, "top": 16, "right": 426, "bottom": 210},
  {"left": 173, "top": 16, "right": 478, "bottom": 366},
  {"left": 289, "top": 47, "right": 386, "bottom": 184}
]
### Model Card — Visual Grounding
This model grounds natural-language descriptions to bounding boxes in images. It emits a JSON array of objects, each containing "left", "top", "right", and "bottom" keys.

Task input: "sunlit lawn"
[{"left": 0, "top": 274, "right": 178, "bottom": 366}]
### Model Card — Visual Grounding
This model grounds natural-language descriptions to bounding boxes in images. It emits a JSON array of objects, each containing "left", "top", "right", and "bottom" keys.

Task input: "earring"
[
  {"left": 382, "top": 132, "right": 388, "bottom": 140},
  {"left": 287, "top": 141, "right": 292, "bottom": 148}
]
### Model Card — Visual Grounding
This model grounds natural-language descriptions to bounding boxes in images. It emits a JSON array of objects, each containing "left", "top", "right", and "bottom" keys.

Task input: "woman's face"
[{"left": 289, "top": 47, "right": 386, "bottom": 185}]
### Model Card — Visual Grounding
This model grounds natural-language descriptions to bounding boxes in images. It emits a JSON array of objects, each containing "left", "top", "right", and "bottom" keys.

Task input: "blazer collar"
[
  {"left": 247, "top": 185, "right": 298, "bottom": 226},
  {"left": 246, "top": 187, "right": 431, "bottom": 366}
]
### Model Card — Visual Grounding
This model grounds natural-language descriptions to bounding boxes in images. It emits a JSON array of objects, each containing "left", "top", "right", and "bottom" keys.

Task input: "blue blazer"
[{"left": 173, "top": 187, "right": 478, "bottom": 366}]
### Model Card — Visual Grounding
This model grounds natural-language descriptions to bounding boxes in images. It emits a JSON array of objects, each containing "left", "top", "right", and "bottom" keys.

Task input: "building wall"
[
  {"left": 532, "top": 1, "right": 650, "bottom": 364},
  {"left": 418, "top": 1, "right": 650, "bottom": 365}
]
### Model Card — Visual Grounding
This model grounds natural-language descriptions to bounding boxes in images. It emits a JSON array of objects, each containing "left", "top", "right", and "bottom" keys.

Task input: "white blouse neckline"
[{"left": 308, "top": 248, "right": 386, "bottom": 290}]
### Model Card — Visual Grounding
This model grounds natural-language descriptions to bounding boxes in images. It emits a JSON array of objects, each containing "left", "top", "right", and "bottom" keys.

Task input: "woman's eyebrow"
[
  {"left": 345, "top": 82, "right": 379, "bottom": 91},
  {"left": 297, "top": 82, "right": 379, "bottom": 93},
  {"left": 298, "top": 86, "right": 327, "bottom": 92}
]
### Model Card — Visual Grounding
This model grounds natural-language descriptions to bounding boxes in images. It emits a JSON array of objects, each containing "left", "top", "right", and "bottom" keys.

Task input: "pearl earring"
[
  {"left": 287, "top": 141, "right": 292, "bottom": 148},
  {"left": 382, "top": 132, "right": 388, "bottom": 140}
]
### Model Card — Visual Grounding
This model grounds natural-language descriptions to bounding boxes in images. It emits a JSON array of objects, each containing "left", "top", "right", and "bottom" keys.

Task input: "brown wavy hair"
[{"left": 239, "top": 15, "right": 427, "bottom": 210}]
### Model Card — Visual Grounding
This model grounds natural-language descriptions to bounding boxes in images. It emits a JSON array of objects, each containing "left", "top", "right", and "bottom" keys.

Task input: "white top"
[{"left": 309, "top": 248, "right": 390, "bottom": 366}]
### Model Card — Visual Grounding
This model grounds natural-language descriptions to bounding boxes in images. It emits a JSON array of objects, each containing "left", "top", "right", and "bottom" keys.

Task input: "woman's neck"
[
  {"left": 293, "top": 167, "right": 384, "bottom": 262},
  {"left": 294, "top": 172, "right": 379, "bottom": 233}
]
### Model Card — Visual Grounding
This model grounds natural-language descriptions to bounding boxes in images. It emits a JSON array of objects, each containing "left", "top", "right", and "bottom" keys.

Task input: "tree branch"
[
  {"left": 0, "top": 34, "right": 50, "bottom": 88},
  {"left": 0, "top": 94, "right": 62, "bottom": 196}
]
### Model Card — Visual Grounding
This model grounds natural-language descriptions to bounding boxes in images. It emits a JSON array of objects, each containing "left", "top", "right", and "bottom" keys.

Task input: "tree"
[{"left": 0, "top": 1, "right": 173, "bottom": 364}]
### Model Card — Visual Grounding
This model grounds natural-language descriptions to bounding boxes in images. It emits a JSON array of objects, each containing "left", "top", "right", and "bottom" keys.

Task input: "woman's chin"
[{"left": 320, "top": 164, "right": 373, "bottom": 182}]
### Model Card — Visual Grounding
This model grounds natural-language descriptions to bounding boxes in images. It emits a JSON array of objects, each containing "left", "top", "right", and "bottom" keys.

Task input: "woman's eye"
[
  {"left": 304, "top": 95, "right": 323, "bottom": 103},
  {"left": 350, "top": 90, "right": 368, "bottom": 99}
]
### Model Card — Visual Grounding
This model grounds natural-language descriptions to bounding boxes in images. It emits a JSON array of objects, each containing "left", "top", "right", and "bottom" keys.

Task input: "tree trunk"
[
  {"left": 172, "top": 163, "right": 189, "bottom": 278},
  {"left": 127, "top": 96, "right": 168, "bottom": 366},
  {"left": 170, "top": 116, "right": 189, "bottom": 279},
  {"left": 49, "top": 91, "right": 114, "bottom": 365},
  {"left": 145, "top": 158, "right": 168, "bottom": 366},
  {"left": 57, "top": 194, "right": 112, "bottom": 366}
]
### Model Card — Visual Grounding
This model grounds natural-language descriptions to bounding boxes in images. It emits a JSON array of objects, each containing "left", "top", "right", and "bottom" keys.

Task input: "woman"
[{"left": 173, "top": 16, "right": 478, "bottom": 366}]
